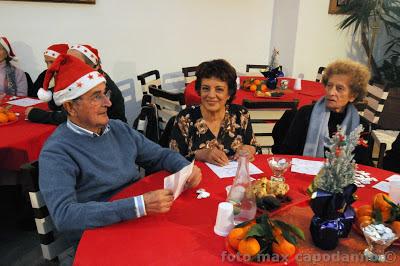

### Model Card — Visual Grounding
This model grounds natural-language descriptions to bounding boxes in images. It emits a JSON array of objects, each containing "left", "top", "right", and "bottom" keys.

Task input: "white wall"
[
  {"left": 2, "top": 0, "right": 373, "bottom": 122},
  {"left": 292, "top": 0, "right": 365, "bottom": 80},
  {"left": 0, "top": 0, "right": 274, "bottom": 123}
]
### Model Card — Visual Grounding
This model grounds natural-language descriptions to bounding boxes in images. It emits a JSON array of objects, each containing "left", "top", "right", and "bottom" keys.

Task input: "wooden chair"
[
  {"left": 315, "top": 67, "right": 326, "bottom": 82},
  {"left": 243, "top": 99, "right": 299, "bottom": 154},
  {"left": 182, "top": 66, "right": 197, "bottom": 86},
  {"left": 148, "top": 84, "right": 186, "bottom": 132},
  {"left": 20, "top": 161, "right": 71, "bottom": 262},
  {"left": 360, "top": 82, "right": 398, "bottom": 168},
  {"left": 245, "top": 64, "right": 268, "bottom": 76},
  {"left": 137, "top": 70, "right": 162, "bottom": 95}
]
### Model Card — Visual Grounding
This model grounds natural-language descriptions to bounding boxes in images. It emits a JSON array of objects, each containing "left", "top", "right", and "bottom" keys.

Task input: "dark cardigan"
[
  {"left": 272, "top": 104, "right": 372, "bottom": 165},
  {"left": 28, "top": 71, "right": 127, "bottom": 125},
  {"left": 383, "top": 134, "right": 400, "bottom": 173}
]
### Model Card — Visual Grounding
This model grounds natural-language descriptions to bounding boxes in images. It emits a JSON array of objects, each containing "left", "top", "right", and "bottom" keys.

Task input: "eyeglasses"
[{"left": 75, "top": 90, "right": 111, "bottom": 105}]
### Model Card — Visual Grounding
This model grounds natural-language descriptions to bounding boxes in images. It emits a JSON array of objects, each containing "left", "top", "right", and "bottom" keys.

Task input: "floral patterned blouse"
[{"left": 169, "top": 104, "right": 259, "bottom": 160}]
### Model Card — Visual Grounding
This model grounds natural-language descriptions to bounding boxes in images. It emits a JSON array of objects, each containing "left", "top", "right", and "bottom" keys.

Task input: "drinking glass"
[{"left": 267, "top": 157, "right": 291, "bottom": 182}]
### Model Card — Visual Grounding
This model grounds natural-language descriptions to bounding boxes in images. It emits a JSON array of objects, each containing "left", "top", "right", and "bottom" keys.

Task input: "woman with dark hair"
[
  {"left": 276, "top": 59, "right": 372, "bottom": 164},
  {"left": 0, "top": 36, "right": 27, "bottom": 96},
  {"left": 169, "top": 59, "right": 259, "bottom": 166}
]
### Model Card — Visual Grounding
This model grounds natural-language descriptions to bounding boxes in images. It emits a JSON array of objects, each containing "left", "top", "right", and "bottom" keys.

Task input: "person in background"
[
  {"left": 38, "top": 54, "right": 202, "bottom": 251},
  {"left": 26, "top": 43, "right": 70, "bottom": 124},
  {"left": 275, "top": 59, "right": 372, "bottom": 165},
  {"left": 29, "top": 44, "right": 127, "bottom": 124},
  {"left": 383, "top": 134, "right": 400, "bottom": 173},
  {"left": 32, "top": 43, "right": 70, "bottom": 97},
  {"left": 0, "top": 36, "right": 27, "bottom": 96},
  {"left": 169, "top": 59, "right": 259, "bottom": 166}
]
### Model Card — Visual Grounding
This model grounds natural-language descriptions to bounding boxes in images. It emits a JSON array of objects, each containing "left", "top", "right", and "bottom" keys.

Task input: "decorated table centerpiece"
[{"left": 307, "top": 125, "right": 364, "bottom": 250}]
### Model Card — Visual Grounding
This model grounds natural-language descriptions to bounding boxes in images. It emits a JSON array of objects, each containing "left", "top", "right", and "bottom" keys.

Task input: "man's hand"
[
  {"left": 143, "top": 189, "right": 174, "bottom": 214},
  {"left": 25, "top": 107, "right": 34, "bottom": 117},
  {"left": 195, "top": 148, "right": 229, "bottom": 166},
  {"left": 184, "top": 165, "right": 202, "bottom": 189}
]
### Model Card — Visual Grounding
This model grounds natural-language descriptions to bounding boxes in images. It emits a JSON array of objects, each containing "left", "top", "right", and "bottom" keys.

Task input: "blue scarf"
[{"left": 303, "top": 97, "right": 360, "bottom": 158}]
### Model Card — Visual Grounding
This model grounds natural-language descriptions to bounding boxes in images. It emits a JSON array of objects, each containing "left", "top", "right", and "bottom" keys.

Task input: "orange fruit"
[
  {"left": 357, "top": 215, "right": 373, "bottom": 227},
  {"left": 391, "top": 221, "right": 400, "bottom": 235},
  {"left": 238, "top": 237, "right": 260, "bottom": 256},
  {"left": 272, "top": 226, "right": 282, "bottom": 237},
  {"left": 0, "top": 107, "right": 5, "bottom": 113},
  {"left": 249, "top": 85, "right": 257, "bottom": 92},
  {"left": 0, "top": 113, "right": 8, "bottom": 123},
  {"left": 227, "top": 227, "right": 247, "bottom": 250},
  {"left": 272, "top": 235, "right": 296, "bottom": 257},
  {"left": 6, "top": 112, "right": 17, "bottom": 121},
  {"left": 357, "top": 205, "right": 373, "bottom": 217},
  {"left": 254, "top": 79, "right": 261, "bottom": 86},
  {"left": 373, "top": 193, "right": 393, "bottom": 211},
  {"left": 261, "top": 84, "right": 267, "bottom": 92},
  {"left": 242, "top": 220, "right": 256, "bottom": 233}
]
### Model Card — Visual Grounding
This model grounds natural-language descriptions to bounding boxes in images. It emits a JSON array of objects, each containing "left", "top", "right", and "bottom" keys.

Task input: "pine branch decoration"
[{"left": 314, "top": 125, "right": 364, "bottom": 193}]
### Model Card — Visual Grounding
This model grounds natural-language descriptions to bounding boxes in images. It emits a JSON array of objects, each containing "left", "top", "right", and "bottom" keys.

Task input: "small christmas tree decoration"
[
  {"left": 308, "top": 125, "right": 365, "bottom": 250},
  {"left": 269, "top": 48, "right": 280, "bottom": 69}
]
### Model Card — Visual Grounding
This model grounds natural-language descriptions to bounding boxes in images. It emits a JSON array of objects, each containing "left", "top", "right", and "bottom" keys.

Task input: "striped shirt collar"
[{"left": 67, "top": 120, "right": 110, "bottom": 137}]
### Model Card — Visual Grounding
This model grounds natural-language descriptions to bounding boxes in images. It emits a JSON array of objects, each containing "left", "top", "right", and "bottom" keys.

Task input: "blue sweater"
[{"left": 39, "top": 119, "right": 189, "bottom": 245}]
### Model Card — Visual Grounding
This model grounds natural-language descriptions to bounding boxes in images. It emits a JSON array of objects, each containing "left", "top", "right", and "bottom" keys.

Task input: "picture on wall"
[{"left": 328, "top": 0, "right": 349, "bottom": 14}]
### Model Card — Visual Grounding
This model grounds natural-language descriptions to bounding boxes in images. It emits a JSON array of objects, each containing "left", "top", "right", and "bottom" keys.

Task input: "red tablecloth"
[
  {"left": 0, "top": 98, "right": 56, "bottom": 170},
  {"left": 74, "top": 155, "right": 396, "bottom": 266},
  {"left": 184, "top": 77, "right": 326, "bottom": 108}
]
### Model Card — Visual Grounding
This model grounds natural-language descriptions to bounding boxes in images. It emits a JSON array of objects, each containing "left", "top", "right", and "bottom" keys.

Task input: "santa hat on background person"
[
  {"left": 0, "top": 36, "right": 17, "bottom": 60},
  {"left": 69, "top": 44, "right": 100, "bottom": 66},
  {"left": 43, "top": 43, "right": 69, "bottom": 59},
  {"left": 37, "top": 54, "right": 106, "bottom": 106}
]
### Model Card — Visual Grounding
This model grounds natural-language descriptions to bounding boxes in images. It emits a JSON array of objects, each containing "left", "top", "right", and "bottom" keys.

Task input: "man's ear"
[{"left": 63, "top": 101, "right": 76, "bottom": 117}]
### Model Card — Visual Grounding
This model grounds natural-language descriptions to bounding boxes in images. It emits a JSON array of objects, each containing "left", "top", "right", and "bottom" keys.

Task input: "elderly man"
[{"left": 38, "top": 54, "right": 202, "bottom": 249}]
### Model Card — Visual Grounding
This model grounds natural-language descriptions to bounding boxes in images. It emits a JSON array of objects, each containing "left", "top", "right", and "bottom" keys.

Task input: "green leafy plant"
[{"left": 337, "top": 0, "right": 400, "bottom": 80}]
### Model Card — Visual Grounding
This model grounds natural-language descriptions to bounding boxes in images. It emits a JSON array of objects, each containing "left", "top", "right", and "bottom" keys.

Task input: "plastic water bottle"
[{"left": 227, "top": 150, "right": 256, "bottom": 224}]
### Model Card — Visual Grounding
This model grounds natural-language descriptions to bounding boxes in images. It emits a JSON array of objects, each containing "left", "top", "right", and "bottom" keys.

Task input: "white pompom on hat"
[{"left": 37, "top": 54, "right": 106, "bottom": 106}]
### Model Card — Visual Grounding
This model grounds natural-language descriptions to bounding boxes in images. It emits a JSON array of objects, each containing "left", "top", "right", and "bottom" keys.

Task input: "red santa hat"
[
  {"left": 37, "top": 54, "right": 106, "bottom": 106},
  {"left": 69, "top": 44, "right": 100, "bottom": 66},
  {"left": 0, "top": 36, "right": 17, "bottom": 60},
  {"left": 43, "top": 43, "right": 69, "bottom": 59}
]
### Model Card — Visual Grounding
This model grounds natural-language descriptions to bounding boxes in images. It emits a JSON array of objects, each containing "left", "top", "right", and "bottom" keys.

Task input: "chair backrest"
[
  {"left": 26, "top": 72, "right": 36, "bottom": 97},
  {"left": 315, "top": 66, "right": 326, "bottom": 82},
  {"left": 21, "top": 161, "right": 71, "bottom": 262},
  {"left": 148, "top": 84, "right": 186, "bottom": 132},
  {"left": 361, "top": 82, "right": 390, "bottom": 125},
  {"left": 243, "top": 99, "right": 299, "bottom": 154},
  {"left": 137, "top": 70, "right": 162, "bottom": 94},
  {"left": 182, "top": 66, "right": 197, "bottom": 85},
  {"left": 245, "top": 64, "right": 268, "bottom": 73}
]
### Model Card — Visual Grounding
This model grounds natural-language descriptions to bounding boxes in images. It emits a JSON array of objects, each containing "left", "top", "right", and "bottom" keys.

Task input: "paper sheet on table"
[
  {"left": 291, "top": 158, "right": 324, "bottom": 175},
  {"left": 205, "top": 161, "right": 263, "bottom": 178},
  {"left": 372, "top": 181, "right": 390, "bottom": 193},
  {"left": 386, "top": 174, "right": 400, "bottom": 182},
  {"left": 164, "top": 161, "right": 194, "bottom": 200},
  {"left": 7, "top": 98, "right": 44, "bottom": 107}
]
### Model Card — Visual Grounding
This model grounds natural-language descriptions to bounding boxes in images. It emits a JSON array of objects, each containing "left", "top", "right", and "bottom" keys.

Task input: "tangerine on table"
[
  {"left": 6, "top": 112, "right": 17, "bottom": 121},
  {"left": 392, "top": 221, "right": 400, "bottom": 235},
  {"left": 357, "top": 215, "right": 373, "bottom": 227},
  {"left": 254, "top": 79, "right": 261, "bottom": 86},
  {"left": 272, "top": 235, "right": 296, "bottom": 257},
  {"left": 373, "top": 193, "right": 393, "bottom": 211},
  {"left": 260, "top": 84, "right": 267, "bottom": 92},
  {"left": 227, "top": 227, "right": 247, "bottom": 250},
  {"left": 356, "top": 205, "right": 373, "bottom": 217},
  {"left": 0, "top": 113, "right": 8, "bottom": 123},
  {"left": 238, "top": 237, "right": 260, "bottom": 256},
  {"left": 249, "top": 85, "right": 257, "bottom": 92}
]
